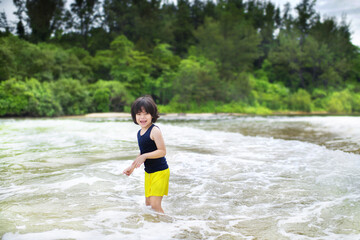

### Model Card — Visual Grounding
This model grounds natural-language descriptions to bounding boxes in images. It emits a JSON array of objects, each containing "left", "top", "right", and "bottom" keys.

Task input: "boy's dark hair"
[{"left": 131, "top": 95, "right": 160, "bottom": 124}]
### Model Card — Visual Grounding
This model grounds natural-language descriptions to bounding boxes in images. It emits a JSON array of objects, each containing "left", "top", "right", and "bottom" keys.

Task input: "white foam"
[{"left": 1, "top": 118, "right": 360, "bottom": 239}]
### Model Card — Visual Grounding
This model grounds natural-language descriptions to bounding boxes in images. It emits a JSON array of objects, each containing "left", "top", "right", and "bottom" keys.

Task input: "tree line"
[{"left": 0, "top": 0, "right": 360, "bottom": 116}]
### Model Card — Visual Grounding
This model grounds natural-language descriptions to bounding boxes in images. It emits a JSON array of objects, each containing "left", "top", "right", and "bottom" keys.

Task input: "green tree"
[
  {"left": 89, "top": 80, "right": 133, "bottom": 112},
  {"left": 103, "top": 0, "right": 168, "bottom": 51},
  {"left": 25, "top": 78, "right": 62, "bottom": 116},
  {"left": 0, "top": 78, "right": 61, "bottom": 116},
  {"left": 109, "top": 35, "right": 153, "bottom": 96},
  {"left": 103, "top": 0, "right": 132, "bottom": 35},
  {"left": 0, "top": 39, "right": 14, "bottom": 80},
  {"left": 250, "top": 74, "right": 289, "bottom": 110},
  {"left": 173, "top": 0, "right": 194, "bottom": 56},
  {"left": 191, "top": 0, "right": 205, "bottom": 29},
  {"left": 50, "top": 78, "right": 91, "bottom": 115},
  {"left": 310, "top": 16, "right": 356, "bottom": 84},
  {"left": 87, "top": 27, "right": 112, "bottom": 55},
  {"left": 92, "top": 88, "right": 111, "bottom": 112},
  {"left": 269, "top": 30, "right": 308, "bottom": 90},
  {"left": 194, "top": 17, "right": 262, "bottom": 80},
  {"left": 0, "top": 35, "right": 49, "bottom": 80},
  {"left": 348, "top": 47, "right": 360, "bottom": 83},
  {"left": 150, "top": 43, "right": 180, "bottom": 104},
  {"left": 288, "top": 88, "right": 312, "bottom": 112},
  {"left": 89, "top": 49, "right": 113, "bottom": 81},
  {"left": 13, "top": 0, "right": 26, "bottom": 38},
  {"left": 295, "top": 0, "right": 317, "bottom": 37},
  {"left": 0, "top": 36, "right": 92, "bottom": 81},
  {"left": 68, "top": 0, "right": 101, "bottom": 49},
  {"left": 245, "top": 1, "right": 280, "bottom": 67},
  {"left": 25, "top": 0, "right": 65, "bottom": 42},
  {"left": 131, "top": 0, "right": 165, "bottom": 51},
  {"left": 327, "top": 89, "right": 352, "bottom": 113},
  {"left": 173, "top": 56, "right": 222, "bottom": 104},
  {"left": 0, "top": 79, "right": 29, "bottom": 116}
]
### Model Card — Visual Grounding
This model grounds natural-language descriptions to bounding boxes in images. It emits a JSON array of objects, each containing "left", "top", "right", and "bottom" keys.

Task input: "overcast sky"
[{"left": 1, "top": 0, "right": 360, "bottom": 47}]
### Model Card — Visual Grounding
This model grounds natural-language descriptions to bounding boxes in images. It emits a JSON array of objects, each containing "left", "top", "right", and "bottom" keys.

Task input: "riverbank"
[
  {"left": 1, "top": 111, "right": 357, "bottom": 120},
  {"left": 78, "top": 111, "right": 356, "bottom": 119}
]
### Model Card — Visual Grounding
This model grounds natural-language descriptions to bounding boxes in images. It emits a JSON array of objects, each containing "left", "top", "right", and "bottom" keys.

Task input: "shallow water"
[{"left": 1, "top": 116, "right": 360, "bottom": 239}]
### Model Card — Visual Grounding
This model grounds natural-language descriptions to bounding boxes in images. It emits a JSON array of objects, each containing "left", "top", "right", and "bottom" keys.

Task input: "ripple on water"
[{"left": 1, "top": 117, "right": 360, "bottom": 239}]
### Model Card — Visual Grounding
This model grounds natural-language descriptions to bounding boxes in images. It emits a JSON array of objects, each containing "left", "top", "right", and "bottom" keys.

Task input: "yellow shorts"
[{"left": 145, "top": 168, "right": 170, "bottom": 197}]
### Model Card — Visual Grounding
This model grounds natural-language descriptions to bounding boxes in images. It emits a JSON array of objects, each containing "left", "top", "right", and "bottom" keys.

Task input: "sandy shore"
[{"left": 84, "top": 112, "right": 131, "bottom": 118}]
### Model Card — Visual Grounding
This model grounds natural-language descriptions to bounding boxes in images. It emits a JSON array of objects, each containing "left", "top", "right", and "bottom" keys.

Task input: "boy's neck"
[{"left": 141, "top": 123, "right": 152, "bottom": 133}]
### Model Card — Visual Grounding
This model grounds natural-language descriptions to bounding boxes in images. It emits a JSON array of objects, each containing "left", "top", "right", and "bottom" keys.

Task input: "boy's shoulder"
[
  {"left": 150, "top": 124, "right": 162, "bottom": 138},
  {"left": 152, "top": 124, "right": 161, "bottom": 132}
]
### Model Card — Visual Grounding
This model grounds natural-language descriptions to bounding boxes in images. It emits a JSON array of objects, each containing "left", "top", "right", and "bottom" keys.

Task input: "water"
[{"left": 1, "top": 115, "right": 360, "bottom": 240}]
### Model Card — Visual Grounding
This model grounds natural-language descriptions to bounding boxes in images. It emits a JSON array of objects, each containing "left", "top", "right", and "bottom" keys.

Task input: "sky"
[{"left": 1, "top": 0, "right": 360, "bottom": 47}]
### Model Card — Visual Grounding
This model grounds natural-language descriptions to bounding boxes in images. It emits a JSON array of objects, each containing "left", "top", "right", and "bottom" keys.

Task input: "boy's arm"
[{"left": 133, "top": 127, "right": 166, "bottom": 168}]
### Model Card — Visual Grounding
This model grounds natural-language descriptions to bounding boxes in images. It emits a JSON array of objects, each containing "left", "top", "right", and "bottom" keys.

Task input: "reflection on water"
[{"left": 1, "top": 116, "right": 360, "bottom": 239}]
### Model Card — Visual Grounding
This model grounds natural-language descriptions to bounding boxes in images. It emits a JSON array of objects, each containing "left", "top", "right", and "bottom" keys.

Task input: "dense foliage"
[{"left": 0, "top": 0, "right": 360, "bottom": 116}]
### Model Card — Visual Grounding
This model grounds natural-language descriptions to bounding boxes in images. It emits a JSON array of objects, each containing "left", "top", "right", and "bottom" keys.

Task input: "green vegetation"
[{"left": 0, "top": 0, "right": 360, "bottom": 117}]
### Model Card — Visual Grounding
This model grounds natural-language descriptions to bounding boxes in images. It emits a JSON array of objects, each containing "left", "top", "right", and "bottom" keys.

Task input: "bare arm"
[
  {"left": 146, "top": 126, "right": 166, "bottom": 158},
  {"left": 123, "top": 127, "right": 166, "bottom": 175},
  {"left": 133, "top": 127, "right": 166, "bottom": 168}
]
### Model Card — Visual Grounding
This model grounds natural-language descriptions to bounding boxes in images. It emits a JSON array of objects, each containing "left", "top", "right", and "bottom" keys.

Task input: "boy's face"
[{"left": 136, "top": 107, "right": 152, "bottom": 129}]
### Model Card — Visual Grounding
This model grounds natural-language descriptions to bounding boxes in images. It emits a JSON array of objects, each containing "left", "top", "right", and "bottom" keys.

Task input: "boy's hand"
[{"left": 123, "top": 166, "right": 134, "bottom": 176}]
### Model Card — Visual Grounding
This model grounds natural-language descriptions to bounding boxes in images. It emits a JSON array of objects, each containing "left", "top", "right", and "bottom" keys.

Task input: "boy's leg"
[
  {"left": 145, "top": 197, "right": 151, "bottom": 206},
  {"left": 149, "top": 196, "right": 164, "bottom": 213}
]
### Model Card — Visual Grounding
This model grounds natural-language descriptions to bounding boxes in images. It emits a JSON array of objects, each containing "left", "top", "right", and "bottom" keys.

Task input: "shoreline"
[
  {"left": 79, "top": 111, "right": 359, "bottom": 118},
  {"left": 1, "top": 112, "right": 359, "bottom": 120}
]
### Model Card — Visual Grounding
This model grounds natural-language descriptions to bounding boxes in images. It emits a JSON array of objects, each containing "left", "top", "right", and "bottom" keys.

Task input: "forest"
[{"left": 0, "top": 0, "right": 360, "bottom": 117}]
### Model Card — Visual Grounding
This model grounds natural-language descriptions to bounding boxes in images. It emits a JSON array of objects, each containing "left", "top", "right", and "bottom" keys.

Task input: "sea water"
[{"left": 0, "top": 116, "right": 359, "bottom": 239}]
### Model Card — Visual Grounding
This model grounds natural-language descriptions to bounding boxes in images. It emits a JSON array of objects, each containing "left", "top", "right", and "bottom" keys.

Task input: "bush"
[
  {"left": 0, "top": 79, "right": 29, "bottom": 116},
  {"left": 225, "top": 73, "right": 253, "bottom": 103},
  {"left": 215, "top": 102, "right": 245, "bottom": 113},
  {"left": 312, "top": 88, "right": 327, "bottom": 111},
  {"left": 25, "top": 78, "right": 62, "bottom": 116},
  {"left": 163, "top": 95, "right": 188, "bottom": 113},
  {"left": 243, "top": 105, "right": 272, "bottom": 115},
  {"left": 93, "top": 88, "right": 111, "bottom": 112},
  {"left": 0, "top": 78, "right": 61, "bottom": 117},
  {"left": 50, "top": 78, "right": 91, "bottom": 115},
  {"left": 352, "top": 93, "right": 360, "bottom": 113},
  {"left": 89, "top": 80, "right": 134, "bottom": 112},
  {"left": 327, "top": 89, "right": 352, "bottom": 113},
  {"left": 173, "top": 56, "right": 222, "bottom": 104},
  {"left": 288, "top": 89, "right": 312, "bottom": 112},
  {"left": 251, "top": 75, "right": 289, "bottom": 110}
]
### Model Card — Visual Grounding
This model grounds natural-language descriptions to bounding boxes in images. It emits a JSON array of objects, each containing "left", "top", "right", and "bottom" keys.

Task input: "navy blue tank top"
[{"left": 137, "top": 124, "right": 168, "bottom": 173}]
